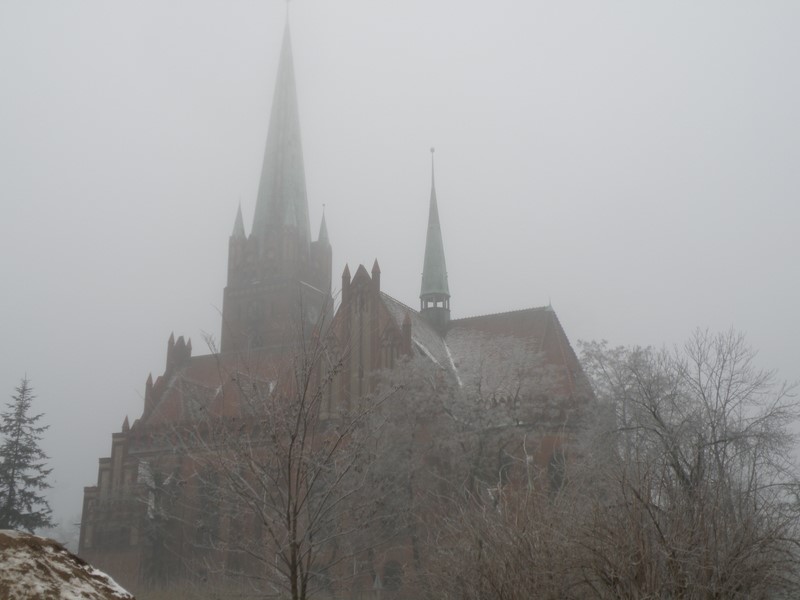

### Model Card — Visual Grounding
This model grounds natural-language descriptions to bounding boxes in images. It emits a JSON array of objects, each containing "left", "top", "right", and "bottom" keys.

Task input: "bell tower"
[{"left": 221, "top": 20, "right": 332, "bottom": 353}]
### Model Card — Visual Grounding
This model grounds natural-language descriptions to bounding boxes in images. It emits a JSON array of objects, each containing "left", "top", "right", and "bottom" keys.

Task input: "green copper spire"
[
  {"left": 420, "top": 148, "right": 450, "bottom": 301},
  {"left": 251, "top": 19, "right": 311, "bottom": 250}
]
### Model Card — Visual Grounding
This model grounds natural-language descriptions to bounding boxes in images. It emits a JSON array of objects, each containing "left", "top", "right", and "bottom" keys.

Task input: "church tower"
[
  {"left": 221, "top": 20, "right": 332, "bottom": 353},
  {"left": 420, "top": 149, "right": 450, "bottom": 334}
]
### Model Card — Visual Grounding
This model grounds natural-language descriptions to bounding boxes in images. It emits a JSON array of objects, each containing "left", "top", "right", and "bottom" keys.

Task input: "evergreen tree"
[{"left": 0, "top": 378, "right": 53, "bottom": 532}]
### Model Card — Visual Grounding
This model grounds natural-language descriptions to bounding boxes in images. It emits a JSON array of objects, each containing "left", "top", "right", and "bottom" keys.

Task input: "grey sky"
[{"left": 1, "top": 1, "right": 798, "bottom": 527}]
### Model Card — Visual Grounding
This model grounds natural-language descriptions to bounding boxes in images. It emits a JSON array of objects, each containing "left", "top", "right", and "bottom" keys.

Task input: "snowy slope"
[{"left": 0, "top": 530, "right": 134, "bottom": 599}]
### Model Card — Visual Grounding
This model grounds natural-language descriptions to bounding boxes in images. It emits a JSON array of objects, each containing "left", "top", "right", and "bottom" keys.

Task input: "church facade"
[{"left": 78, "top": 20, "right": 590, "bottom": 596}]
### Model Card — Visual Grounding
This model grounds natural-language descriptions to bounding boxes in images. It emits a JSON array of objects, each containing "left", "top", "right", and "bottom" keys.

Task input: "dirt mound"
[{"left": 0, "top": 530, "right": 134, "bottom": 599}]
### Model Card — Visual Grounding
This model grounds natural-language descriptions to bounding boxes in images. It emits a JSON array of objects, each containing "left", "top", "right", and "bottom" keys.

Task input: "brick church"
[{"left": 78, "top": 18, "right": 590, "bottom": 596}]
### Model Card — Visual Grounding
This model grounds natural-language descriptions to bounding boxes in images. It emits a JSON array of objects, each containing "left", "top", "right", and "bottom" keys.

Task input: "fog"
[{"left": 1, "top": 1, "right": 798, "bottom": 531}]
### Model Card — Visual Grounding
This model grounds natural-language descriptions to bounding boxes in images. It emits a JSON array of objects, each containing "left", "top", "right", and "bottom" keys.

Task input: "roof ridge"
[
  {"left": 379, "top": 291, "right": 419, "bottom": 316},
  {"left": 450, "top": 305, "right": 553, "bottom": 323},
  {"left": 380, "top": 294, "right": 554, "bottom": 324}
]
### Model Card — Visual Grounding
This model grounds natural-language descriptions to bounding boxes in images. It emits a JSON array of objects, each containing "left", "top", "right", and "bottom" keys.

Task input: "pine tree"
[{"left": 0, "top": 377, "right": 53, "bottom": 532}]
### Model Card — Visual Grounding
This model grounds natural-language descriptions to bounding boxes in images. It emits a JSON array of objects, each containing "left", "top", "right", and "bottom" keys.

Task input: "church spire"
[
  {"left": 421, "top": 148, "right": 450, "bottom": 299},
  {"left": 251, "top": 18, "right": 311, "bottom": 251},
  {"left": 420, "top": 148, "right": 451, "bottom": 333},
  {"left": 220, "top": 15, "right": 332, "bottom": 354}
]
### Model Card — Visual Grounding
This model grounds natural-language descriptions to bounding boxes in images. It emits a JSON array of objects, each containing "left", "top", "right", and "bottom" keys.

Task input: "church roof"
[
  {"left": 420, "top": 153, "right": 449, "bottom": 300},
  {"left": 448, "top": 308, "right": 586, "bottom": 400},
  {"left": 380, "top": 291, "right": 587, "bottom": 401},
  {"left": 251, "top": 20, "right": 311, "bottom": 249},
  {"left": 382, "top": 293, "right": 453, "bottom": 371},
  {"left": 137, "top": 350, "right": 291, "bottom": 428}
]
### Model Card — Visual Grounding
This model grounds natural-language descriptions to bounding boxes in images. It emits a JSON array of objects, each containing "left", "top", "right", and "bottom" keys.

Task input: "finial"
[{"left": 430, "top": 147, "right": 436, "bottom": 186}]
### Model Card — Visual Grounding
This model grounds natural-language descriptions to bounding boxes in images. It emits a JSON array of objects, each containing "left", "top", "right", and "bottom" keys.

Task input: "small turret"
[
  {"left": 318, "top": 210, "right": 330, "bottom": 246},
  {"left": 372, "top": 259, "right": 381, "bottom": 295},
  {"left": 342, "top": 264, "right": 351, "bottom": 306},
  {"left": 165, "top": 333, "right": 175, "bottom": 372},
  {"left": 166, "top": 334, "right": 192, "bottom": 373},
  {"left": 310, "top": 208, "right": 333, "bottom": 295},
  {"left": 144, "top": 373, "right": 154, "bottom": 414}
]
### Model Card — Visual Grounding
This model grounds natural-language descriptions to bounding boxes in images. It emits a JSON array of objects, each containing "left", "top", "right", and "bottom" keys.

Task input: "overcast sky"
[{"left": 1, "top": 1, "right": 798, "bottom": 528}]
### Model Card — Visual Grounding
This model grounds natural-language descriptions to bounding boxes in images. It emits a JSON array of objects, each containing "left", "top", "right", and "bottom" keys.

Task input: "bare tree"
[
  {"left": 148, "top": 325, "right": 404, "bottom": 600},
  {"left": 578, "top": 329, "right": 800, "bottom": 598},
  {"left": 422, "top": 330, "right": 800, "bottom": 600},
  {"left": 386, "top": 341, "right": 586, "bottom": 599}
]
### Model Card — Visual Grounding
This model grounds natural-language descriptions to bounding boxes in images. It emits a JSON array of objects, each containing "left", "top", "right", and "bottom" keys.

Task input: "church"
[{"left": 78, "top": 18, "right": 590, "bottom": 597}]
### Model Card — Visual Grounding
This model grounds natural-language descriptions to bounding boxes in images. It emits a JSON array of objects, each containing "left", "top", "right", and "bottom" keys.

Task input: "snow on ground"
[{"left": 0, "top": 530, "right": 134, "bottom": 599}]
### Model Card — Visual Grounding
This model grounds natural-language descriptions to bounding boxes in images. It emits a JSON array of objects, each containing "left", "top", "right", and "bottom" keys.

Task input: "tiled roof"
[
  {"left": 381, "top": 293, "right": 453, "bottom": 371},
  {"left": 140, "top": 349, "right": 289, "bottom": 428},
  {"left": 140, "top": 295, "right": 589, "bottom": 430},
  {"left": 379, "top": 294, "right": 588, "bottom": 402},
  {"left": 448, "top": 307, "right": 583, "bottom": 400}
]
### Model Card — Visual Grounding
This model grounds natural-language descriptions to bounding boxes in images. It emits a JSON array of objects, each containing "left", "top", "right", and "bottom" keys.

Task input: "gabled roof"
[
  {"left": 382, "top": 293, "right": 454, "bottom": 371},
  {"left": 380, "top": 292, "right": 588, "bottom": 401},
  {"left": 138, "top": 349, "right": 290, "bottom": 428},
  {"left": 448, "top": 308, "right": 586, "bottom": 400},
  {"left": 138, "top": 292, "right": 588, "bottom": 430},
  {"left": 251, "top": 20, "right": 311, "bottom": 249}
]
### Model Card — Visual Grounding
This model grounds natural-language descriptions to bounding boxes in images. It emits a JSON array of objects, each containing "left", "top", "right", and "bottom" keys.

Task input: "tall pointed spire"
[
  {"left": 420, "top": 148, "right": 450, "bottom": 300},
  {"left": 251, "top": 18, "right": 311, "bottom": 250},
  {"left": 220, "top": 15, "right": 333, "bottom": 354},
  {"left": 420, "top": 148, "right": 451, "bottom": 333}
]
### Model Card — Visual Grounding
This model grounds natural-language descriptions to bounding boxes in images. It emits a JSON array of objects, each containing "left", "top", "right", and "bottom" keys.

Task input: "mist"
[{"left": 1, "top": 1, "right": 798, "bottom": 533}]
